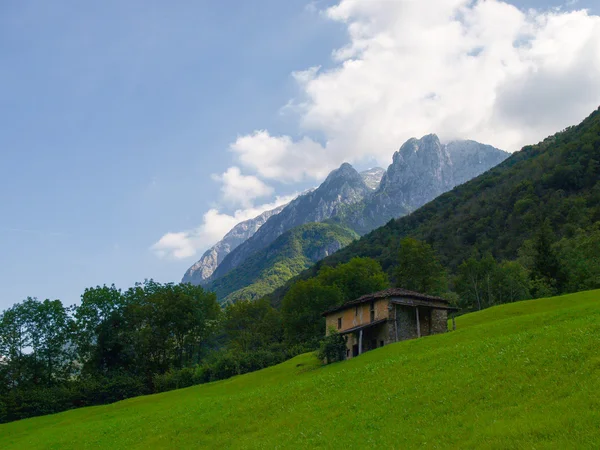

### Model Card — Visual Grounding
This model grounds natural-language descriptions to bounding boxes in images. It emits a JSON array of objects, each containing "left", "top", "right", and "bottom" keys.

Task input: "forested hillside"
[
  {"left": 204, "top": 223, "right": 358, "bottom": 303},
  {"left": 270, "top": 107, "right": 600, "bottom": 304}
]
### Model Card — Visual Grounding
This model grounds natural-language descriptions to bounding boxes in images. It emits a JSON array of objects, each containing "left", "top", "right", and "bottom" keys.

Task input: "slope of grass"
[{"left": 2, "top": 290, "right": 600, "bottom": 449}]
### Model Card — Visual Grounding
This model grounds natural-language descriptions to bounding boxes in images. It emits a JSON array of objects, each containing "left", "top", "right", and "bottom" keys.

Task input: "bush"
[{"left": 317, "top": 329, "right": 347, "bottom": 364}]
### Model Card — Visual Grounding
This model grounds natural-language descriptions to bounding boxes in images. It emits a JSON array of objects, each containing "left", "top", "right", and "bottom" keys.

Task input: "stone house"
[{"left": 322, "top": 288, "right": 457, "bottom": 359}]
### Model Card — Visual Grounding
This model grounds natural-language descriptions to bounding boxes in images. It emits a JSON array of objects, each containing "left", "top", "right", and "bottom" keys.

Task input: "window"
[
  {"left": 355, "top": 306, "right": 359, "bottom": 317},
  {"left": 380, "top": 340, "right": 384, "bottom": 348},
  {"left": 337, "top": 317, "right": 342, "bottom": 329},
  {"left": 370, "top": 301, "right": 375, "bottom": 322}
]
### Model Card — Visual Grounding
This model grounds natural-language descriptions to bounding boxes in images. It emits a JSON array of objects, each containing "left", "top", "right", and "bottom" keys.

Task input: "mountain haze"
[
  {"left": 205, "top": 222, "right": 358, "bottom": 304},
  {"left": 208, "top": 163, "right": 371, "bottom": 282},
  {"left": 181, "top": 204, "right": 288, "bottom": 285}
]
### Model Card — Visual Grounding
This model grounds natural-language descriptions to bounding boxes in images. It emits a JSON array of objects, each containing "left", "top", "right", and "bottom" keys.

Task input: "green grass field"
[{"left": 2, "top": 290, "right": 600, "bottom": 449}]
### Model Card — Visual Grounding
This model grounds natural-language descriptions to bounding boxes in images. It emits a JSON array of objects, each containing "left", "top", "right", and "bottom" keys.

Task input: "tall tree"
[
  {"left": 531, "top": 220, "right": 565, "bottom": 293},
  {"left": 393, "top": 238, "right": 447, "bottom": 295},
  {"left": 455, "top": 254, "right": 498, "bottom": 310},
  {"left": 281, "top": 280, "right": 343, "bottom": 346},
  {"left": 317, "top": 257, "right": 389, "bottom": 302}
]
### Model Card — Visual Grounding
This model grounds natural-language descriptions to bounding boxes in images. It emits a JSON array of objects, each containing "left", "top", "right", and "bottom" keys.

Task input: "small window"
[
  {"left": 380, "top": 340, "right": 384, "bottom": 347},
  {"left": 337, "top": 317, "right": 342, "bottom": 329},
  {"left": 370, "top": 301, "right": 375, "bottom": 322},
  {"left": 355, "top": 306, "right": 359, "bottom": 317}
]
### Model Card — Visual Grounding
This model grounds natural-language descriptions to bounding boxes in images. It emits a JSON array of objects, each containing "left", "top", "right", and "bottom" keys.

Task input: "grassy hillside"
[
  {"left": 2, "top": 289, "right": 600, "bottom": 449},
  {"left": 205, "top": 222, "right": 358, "bottom": 304}
]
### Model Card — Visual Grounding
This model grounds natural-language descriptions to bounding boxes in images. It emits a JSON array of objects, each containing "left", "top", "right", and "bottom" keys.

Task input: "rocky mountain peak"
[
  {"left": 360, "top": 167, "right": 385, "bottom": 190},
  {"left": 181, "top": 203, "right": 288, "bottom": 285},
  {"left": 209, "top": 162, "right": 371, "bottom": 281}
]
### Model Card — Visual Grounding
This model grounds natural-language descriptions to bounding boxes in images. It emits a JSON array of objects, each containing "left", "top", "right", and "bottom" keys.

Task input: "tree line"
[{"left": 2, "top": 217, "right": 598, "bottom": 423}]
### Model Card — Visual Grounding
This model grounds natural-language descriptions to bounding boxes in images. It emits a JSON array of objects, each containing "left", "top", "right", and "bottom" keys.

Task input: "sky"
[{"left": 1, "top": 0, "right": 599, "bottom": 311}]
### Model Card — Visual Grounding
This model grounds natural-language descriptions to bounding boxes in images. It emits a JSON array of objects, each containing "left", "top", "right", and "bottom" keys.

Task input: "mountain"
[
  {"left": 446, "top": 139, "right": 511, "bottom": 186},
  {"left": 181, "top": 204, "right": 287, "bottom": 285},
  {"left": 189, "top": 135, "right": 507, "bottom": 296},
  {"left": 273, "top": 107, "right": 600, "bottom": 300},
  {"left": 204, "top": 222, "right": 358, "bottom": 304},
  {"left": 359, "top": 167, "right": 385, "bottom": 190},
  {"left": 333, "top": 135, "right": 509, "bottom": 234},
  {"left": 208, "top": 163, "right": 371, "bottom": 282}
]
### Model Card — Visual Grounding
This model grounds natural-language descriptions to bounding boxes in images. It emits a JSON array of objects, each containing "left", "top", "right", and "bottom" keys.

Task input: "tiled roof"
[{"left": 322, "top": 288, "right": 450, "bottom": 316}]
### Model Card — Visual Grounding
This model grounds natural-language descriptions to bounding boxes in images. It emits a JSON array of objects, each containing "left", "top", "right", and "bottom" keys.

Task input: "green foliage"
[
  {"left": 316, "top": 257, "right": 389, "bottom": 302},
  {"left": 317, "top": 328, "right": 347, "bottom": 364},
  {"left": 555, "top": 224, "right": 600, "bottom": 293},
  {"left": 3, "top": 291, "right": 600, "bottom": 448},
  {"left": 206, "top": 223, "right": 358, "bottom": 304},
  {"left": 531, "top": 220, "right": 565, "bottom": 290},
  {"left": 393, "top": 238, "right": 447, "bottom": 295},
  {"left": 455, "top": 254, "right": 531, "bottom": 310},
  {"left": 222, "top": 299, "right": 282, "bottom": 353},
  {"left": 281, "top": 279, "right": 343, "bottom": 347},
  {"left": 0, "top": 298, "right": 73, "bottom": 390}
]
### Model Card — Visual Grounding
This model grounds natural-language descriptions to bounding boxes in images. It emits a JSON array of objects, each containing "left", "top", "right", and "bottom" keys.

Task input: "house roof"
[{"left": 322, "top": 288, "right": 452, "bottom": 316}]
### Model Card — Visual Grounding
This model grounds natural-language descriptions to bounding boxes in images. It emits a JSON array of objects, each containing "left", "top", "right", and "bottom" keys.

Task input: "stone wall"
[{"left": 431, "top": 309, "right": 448, "bottom": 334}]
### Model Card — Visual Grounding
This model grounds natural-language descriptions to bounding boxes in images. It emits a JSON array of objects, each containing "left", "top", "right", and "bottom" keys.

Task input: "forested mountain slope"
[
  {"left": 205, "top": 223, "right": 358, "bottom": 304},
  {"left": 181, "top": 204, "right": 287, "bottom": 285},
  {"left": 271, "top": 107, "right": 600, "bottom": 302}
]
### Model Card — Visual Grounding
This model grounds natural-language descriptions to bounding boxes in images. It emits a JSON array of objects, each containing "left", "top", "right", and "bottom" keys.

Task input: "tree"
[
  {"left": 222, "top": 299, "right": 282, "bottom": 353},
  {"left": 555, "top": 224, "right": 600, "bottom": 293},
  {"left": 74, "top": 284, "right": 125, "bottom": 369},
  {"left": 531, "top": 220, "right": 564, "bottom": 292},
  {"left": 455, "top": 254, "right": 498, "bottom": 310},
  {"left": 317, "top": 257, "right": 389, "bottom": 302},
  {"left": 317, "top": 328, "right": 347, "bottom": 364},
  {"left": 494, "top": 261, "right": 531, "bottom": 304},
  {"left": 0, "top": 298, "right": 73, "bottom": 390},
  {"left": 281, "top": 280, "right": 343, "bottom": 346},
  {"left": 393, "top": 238, "right": 447, "bottom": 295}
]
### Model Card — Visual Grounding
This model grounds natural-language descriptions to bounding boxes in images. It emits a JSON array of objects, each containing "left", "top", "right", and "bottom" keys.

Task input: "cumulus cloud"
[
  {"left": 228, "top": 0, "right": 600, "bottom": 181},
  {"left": 154, "top": 0, "right": 600, "bottom": 261},
  {"left": 211, "top": 166, "right": 274, "bottom": 207},
  {"left": 151, "top": 194, "right": 296, "bottom": 260}
]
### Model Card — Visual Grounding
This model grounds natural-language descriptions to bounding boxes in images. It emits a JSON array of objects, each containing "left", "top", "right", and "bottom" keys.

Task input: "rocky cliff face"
[
  {"left": 209, "top": 163, "right": 371, "bottom": 281},
  {"left": 183, "top": 135, "right": 508, "bottom": 290},
  {"left": 445, "top": 140, "right": 509, "bottom": 186},
  {"left": 360, "top": 167, "right": 385, "bottom": 190},
  {"left": 181, "top": 204, "right": 287, "bottom": 285},
  {"left": 335, "top": 135, "right": 509, "bottom": 234}
]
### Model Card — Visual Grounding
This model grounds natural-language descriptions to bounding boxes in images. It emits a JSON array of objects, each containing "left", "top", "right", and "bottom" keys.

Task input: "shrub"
[{"left": 317, "top": 329, "right": 347, "bottom": 364}]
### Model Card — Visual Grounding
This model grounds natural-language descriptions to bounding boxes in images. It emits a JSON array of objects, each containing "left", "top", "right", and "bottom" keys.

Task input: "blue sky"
[{"left": 1, "top": 0, "right": 599, "bottom": 310}]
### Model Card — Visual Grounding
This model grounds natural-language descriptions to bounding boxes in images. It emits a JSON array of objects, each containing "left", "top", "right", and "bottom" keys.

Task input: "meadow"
[{"left": 1, "top": 290, "right": 599, "bottom": 449}]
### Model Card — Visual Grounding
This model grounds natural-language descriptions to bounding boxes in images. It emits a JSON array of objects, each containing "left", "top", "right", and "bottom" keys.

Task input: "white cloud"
[
  {"left": 227, "top": 0, "right": 600, "bottom": 181},
  {"left": 151, "top": 194, "right": 296, "bottom": 260},
  {"left": 211, "top": 166, "right": 274, "bottom": 207},
  {"left": 229, "top": 131, "right": 332, "bottom": 182},
  {"left": 154, "top": 0, "right": 600, "bottom": 262}
]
